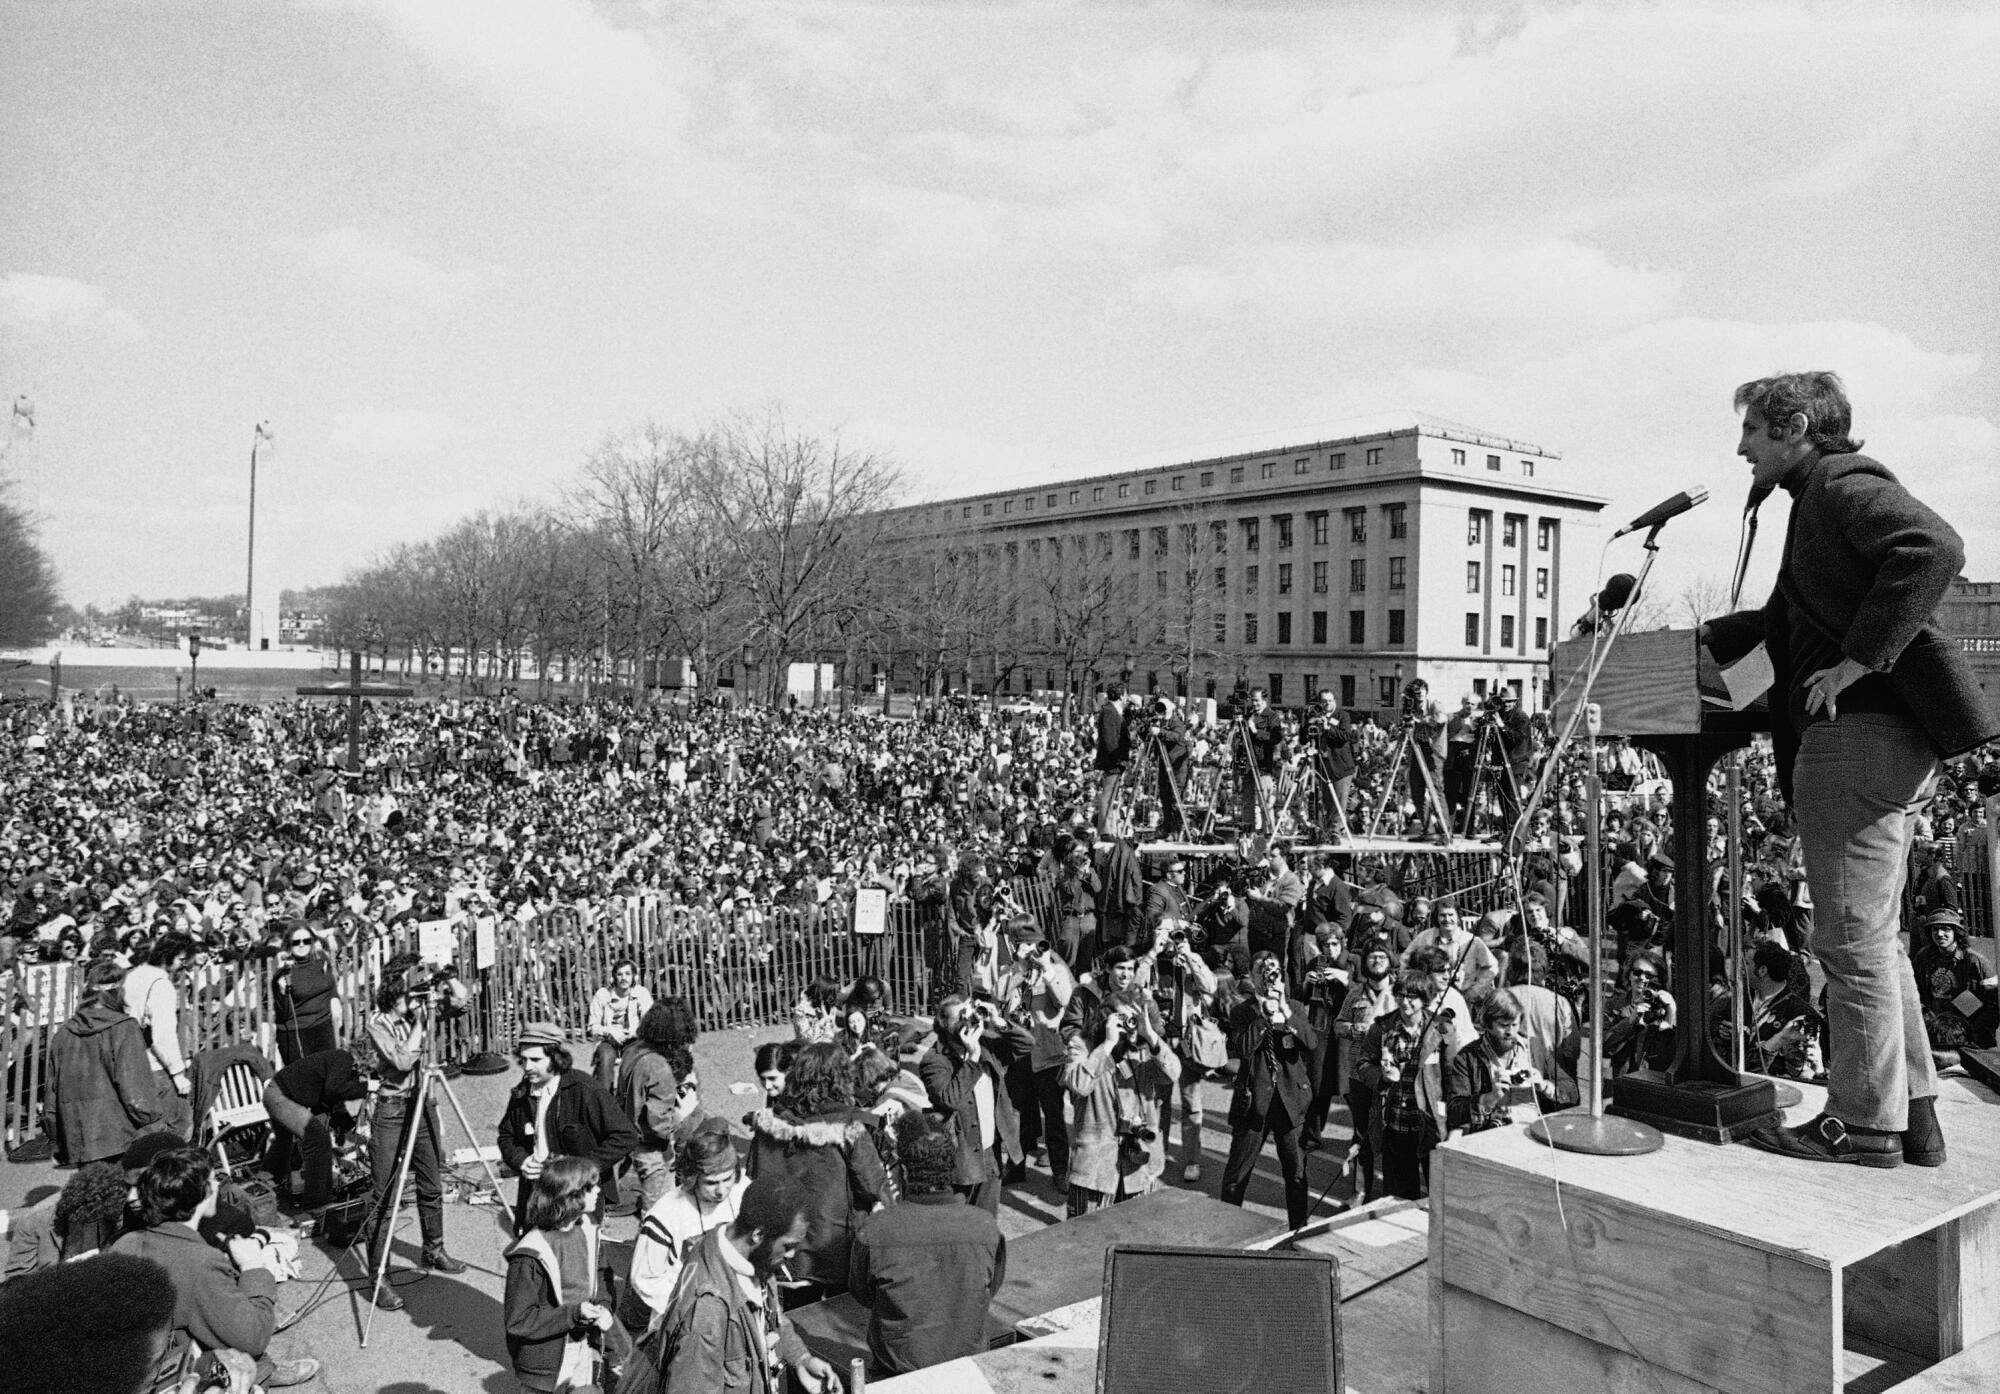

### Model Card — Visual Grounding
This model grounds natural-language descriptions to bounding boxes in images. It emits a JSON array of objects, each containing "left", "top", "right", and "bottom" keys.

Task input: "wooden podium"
[{"left": 1551, "top": 627, "right": 1782, "bottom": 1142}]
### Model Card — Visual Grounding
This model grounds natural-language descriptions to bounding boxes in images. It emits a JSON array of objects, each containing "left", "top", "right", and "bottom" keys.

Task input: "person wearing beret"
[{"left": 497, "top": 1020, "right": 641, "bottom": 1232}]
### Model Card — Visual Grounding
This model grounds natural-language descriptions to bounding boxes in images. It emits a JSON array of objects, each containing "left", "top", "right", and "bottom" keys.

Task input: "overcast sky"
[{"left": 3, "top": 0, "right": 1996, "bottom": 614}]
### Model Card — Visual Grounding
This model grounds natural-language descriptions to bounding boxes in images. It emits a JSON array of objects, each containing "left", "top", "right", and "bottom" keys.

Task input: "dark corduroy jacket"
[
  {"left": 849, "top": 1192, "right": 1007, "bottom": 1376},
  {"left": 1707, "top": 452, "right": 1999, "bottom": 801}
]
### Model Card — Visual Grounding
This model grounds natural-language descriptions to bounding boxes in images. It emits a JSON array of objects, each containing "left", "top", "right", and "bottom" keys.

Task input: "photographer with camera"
[
  {"left": 1398, "top": 679, "right": 1450, "bottom": 839},
  {"left": 1356, "top": 970, "right": 1456, "bottom": 1201},
  {"left": 1218, "top": 949, "right": 1320, "bottom": 1230},
  {"left": 1478, "top": 687, "right": 1535, "bottom": 838},
  {"left": 1142, "top": 696, "right": 1194, "bottom": 837},
  {"left": 919, "top": 995, "right": 1035, "bottom": 1214},
  {"left": 1052, "top": 836, "right": 1101, "bottom": 971},
  {"left": 995, "top": 917, "right": 1074, "bottom": 1192},
  {"left": 1303, "top": 691, "right": 1356, "bottom": 837},
  {"left": 262, "top": 1046, "right": 368, "bottom": 1213},
  {"left": 1091, "top": 684, "right": 1132, "bottom": 836},
  {"left": 1605, "top": 949, "right": 1678, "bottom": 1076},
  {"left": 1244, "top": 849, "right": 1306, "bottom": 988},
  {"left": 1146, "top": 919, "right": 1220, "bottom": 1182},
  {"left": 1062, "top": 986, "right": 1181, "bottom": 1216},
  {"left": 1445, "top": 990, "right": 1560, "bottom": 1139},
  {"left": 362, "top": 954, "right": 469, "bottom": 1307},
  {"left": 1235, "top": 689, "right": 1285, "bottom": 831},
  {"left": 1443, "top": 695, "right": 1479, "bottom": 825}
]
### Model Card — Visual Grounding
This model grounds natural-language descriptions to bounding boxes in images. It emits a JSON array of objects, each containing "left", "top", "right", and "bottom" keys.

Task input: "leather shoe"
[
  {"left": 1747, "top": 1113, "right": 1901, "bottom": 1169},
  {"left": 1902, "top": 1096, "right": 1947, "bottom": 1167},
  {"left": 266, "top": 1357, "right": 322, "bottom": 1387},
  {"left": 422, "top": 1245, "right": 468, "bottom": 1274},
  {"left": 368, "top": 1283, "right": 405, "bottom": 1311}
]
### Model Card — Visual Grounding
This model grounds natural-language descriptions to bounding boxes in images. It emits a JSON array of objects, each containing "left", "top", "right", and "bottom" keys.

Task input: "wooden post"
[{"left": 297, "top": 651, "right": 415, "bottom": 773}]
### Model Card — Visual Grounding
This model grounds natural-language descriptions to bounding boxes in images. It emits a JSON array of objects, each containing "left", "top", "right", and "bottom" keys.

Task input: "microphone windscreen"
[{"left": 1597, "top": 573, "right": 1638, "bottom": 612}]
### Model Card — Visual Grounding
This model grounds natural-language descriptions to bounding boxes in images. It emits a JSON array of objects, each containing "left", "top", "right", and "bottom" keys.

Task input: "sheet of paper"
[
  {"left": 1722, "top": 643, "right": 1775, "bottom": 710},
  {"left": 1954, "top": 989, "right": 1985, "bottom": 1018}
]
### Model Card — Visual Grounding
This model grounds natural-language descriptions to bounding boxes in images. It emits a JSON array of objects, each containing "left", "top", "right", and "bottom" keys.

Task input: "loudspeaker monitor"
[{"left": 1096, "top": 1243, "right": 1342, "bottom": 1394}]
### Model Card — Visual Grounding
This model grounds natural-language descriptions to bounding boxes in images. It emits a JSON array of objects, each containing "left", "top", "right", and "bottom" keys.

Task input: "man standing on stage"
[
  {"left": 1705, "top": 372, "right": 1998, "bottom": 1169},
  {"left": 1092, "top": 684, "right": 1131, "bottom": 836},
  {"left": 1218, "top": 949, "right": 1319, "bottom": 1229}
]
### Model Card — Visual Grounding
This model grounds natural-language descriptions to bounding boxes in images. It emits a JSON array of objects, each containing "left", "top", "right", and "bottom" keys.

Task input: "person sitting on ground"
[
  {"left": 849, "top": 1113, "right": 1007, "bottom": 1378},
  {"left": 620, "top": 1128, "right": 749, "bottom": 1336},
  {"left": 2, "top": 1159, "right": 130, "bottom": 1281},
  {"left": 744, "top": 1040, "right": 889, "bottom": 1307},
  {"left": 792, "top": 974, "right": 844, "bottom": 1044},
  {"left": 0, "top": 1251, "right": 181, "bottom": 1394},
  {"left": 648, "top": 1173, "right": 840, "bottom": 1394},
  {"left": 107, "top": 1146, "right": 320, "bottom": 1389},
  {"left": 1445, "top": 990, "right": 1559, "bottom": 1137},
  {"left": 1911, "top": 904, "right": 1999, "bottom": 1055},
  {"left": 588, "top": 958, "right": 653, "bottom": 1093},
  {"left": 838, "top": 976, "right": 905, "bottom": 1057}
]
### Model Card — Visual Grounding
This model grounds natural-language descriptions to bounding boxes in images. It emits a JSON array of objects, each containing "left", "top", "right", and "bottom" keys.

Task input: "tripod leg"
[
  {"left": 430, "top": 1068, "right": 515, "bottom": 1235},
  {"left": 361, "top": 1068, "right": 431, "bottom": 1347},
  {"left": 1367, "top": 732, "right": 1410, "bottom": 839}
]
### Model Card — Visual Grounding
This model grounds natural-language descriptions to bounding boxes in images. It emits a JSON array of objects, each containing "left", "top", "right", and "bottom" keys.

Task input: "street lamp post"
[{"left": 188, "top": 632, "right": 202, "bottom": 703}]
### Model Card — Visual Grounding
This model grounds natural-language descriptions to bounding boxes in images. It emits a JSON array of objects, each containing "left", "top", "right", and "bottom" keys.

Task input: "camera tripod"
[
  {"left": 1105, "top": 727, "right": 1194, "bottom": 839},
  {"left": 1195, "top": 716, "right": 1280, "bottom": 840},
  {"left": 1271, "top": 754, "right": 1352, "bottom": 843},
  {"left": 1365, "top": 720, "right": 1456, "bottom": 842}
]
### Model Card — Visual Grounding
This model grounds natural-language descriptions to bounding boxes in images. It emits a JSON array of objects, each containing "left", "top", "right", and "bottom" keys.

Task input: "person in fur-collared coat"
[{"left": 744, "top": 1041, "right": 888, "bottom": 1305}]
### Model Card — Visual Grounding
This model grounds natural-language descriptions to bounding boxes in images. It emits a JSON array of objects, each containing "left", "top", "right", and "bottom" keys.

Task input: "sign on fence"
[
  {"left": 474, "top": 915, "right": 497, "bottom": 972},
  {"left": 852, "top": 886, "right": 889, "bottom": 937},
  {"left": 418, "top": 919, "right": 457, "bottom": 968}
]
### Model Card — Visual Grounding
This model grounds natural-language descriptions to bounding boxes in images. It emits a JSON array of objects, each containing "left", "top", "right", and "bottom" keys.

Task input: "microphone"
[
  {"left": 1571, "top": 572, "right": 1638, "bottom": 636},
  {"left": 1745, "top": 482, "right": 1774, "bottom": 512},
  {"left": 1611, "top": 488, "right": 1709, "bottom": 539}
]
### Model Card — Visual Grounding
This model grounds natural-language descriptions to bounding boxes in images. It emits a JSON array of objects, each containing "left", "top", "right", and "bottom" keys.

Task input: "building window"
[
  {"left": 1388, "top": 609, "right": 1406, "bottom": 645},
  {"left": 1277, "top": 613, "right": 1293, "bottom": 644},
  {"left": 1304, "top": 674, "right": 1319, "bottom": 700},
  {"left": 1260, "top": 461, "right": 1275, "bottom": 479},
  {"left": 1501, "top": 615, "right": 1516, "bottom": 648},
  {"left": 1229, "top": 466, "right": 1245, "bottom": 484},
  {"left": 1388, "top": 556, "right": 1406, "bottom": 590},
  {"left": 1366, "top": 447, "right": 1383, "bottom": 466},
  {"left": 1467, "top": 561, "right": 1482, "bottom": 592},
  {"left": 1046, "top": 493, "right": 1057, "bottom": 508},
  {"left": 1312, "top": 611, "right": 1328, "bottom": 644},
  {"left": 1214, "top": 566, "right": 1227, "bottom": 591},
  {"left": 1487, "top": 454, "right": 1502, "bottom": 471},
  {"left": 1245, "top": 565, "right": 1259, "bottom": 593},
  {"left": 962, "top": 506, "right": 972, "bottom": 518},
  {"left": 1269, "top": 673, "right": 1284, "bottom": 703},
  {"left": 1212, "top": 521, "right": 1228, "bottom": 554},
  {"left": 1155, "top": 570, "right": 1167, "bottom": 595},
  {"left": 983, "top": 503, "right": 994, "bottom": 516},
  {"left": 1245, "top": 614, "right": 1259, "bottom": 644},
  {"left": 1126, "top": 530, "right": 1140, "bottom": 560},
  {"left": 1295, "top": 456, "right": 1311, "bottom": 474},
  {"left": 1349, "top": 610, "right": 1366, "bottom": 645},
  {"left": 1331, "top": 451, "right": 1346, "bottom": 470},
  {"left": 1214, "top": 615, "right": 1228, "bottom": 643},
  {"left": 1535, "top": 568, "right": 1549, "bottom": 599},
  {"left": 1309, "top": 511, "right": 1328, "bottom": 546},
  {"left": 1313, "top": 560, "right": 1328, "bottom": 593},
  {"left": 1469, "top": 511, "right": 1488, "bottom": 545},
  {"left": 1347, "top": 508, "right": 1367, "bottom": 544},
  {"left": 1538, "top": 519, "right": 1554, "bottom": 552},
  {"left": 1024, "top": 496, "right": 1034, "bottom": 511},
  {"left": 1379, "top": 675, "right": 1398, "bottom": 707},
  {"left": 1452, "top": 447, "right": 1466, "bottom": 467},
  {"left": 1504, "top": 516, "right": 1520, "bottom": 547},
  {"left": 1386, "top": 504, "right": 1407, "bottom": 539},
  {"left": 1535, "top": 617, "right": 1549, "bottom": 649},
  {"left": 1002, "top": 499, "right": 1013, "bottom": 514},
  {"left": 1068, "top": 489, "right": 1080, "bottom": 504},
  {"left": 1171, "top": 475, "right": 1184, "bottom": 492},
  {"left": 1502, "top": 565, "right": 1516, "bottom": 597},
  {"left": 1118, "top": 482, "right": 1131, "bottom": 498},
  {"left": 1092, "top": 486, "right": 1105, "bottom": 502},
  {"left": 1144, "top": 479, "right": 1158, "bottom": 495},
  {"left": 1275, "top": 515, "right": 1294, "bottom": 549},
  {"left": 1349, "top": 558, "right": 1367, "bottom": 592},
  {"left": 1340, "top": 674, "right": 1356, "bottom": 707},
  {"left": 1522, "top": 459, "right": 1536, "bottom": 477},
  {"left": 1466, "top": 613, "right": 1481, "bottom": 646},
  {"left": 1243, "top": 519, "right": 1260, "bottom": 551},
  {"left": 1152, "top": 526, "right": 1168, "bottom": 557},
  {"left": 1277, "top": 563, "right": 1293, "bottom": 595},
  {"left": 1200, "top": 471, "right": 1214, "bottom": 487}
]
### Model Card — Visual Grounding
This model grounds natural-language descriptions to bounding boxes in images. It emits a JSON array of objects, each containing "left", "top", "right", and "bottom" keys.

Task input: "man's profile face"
[
  {"left": 1738, "top": 407, "right": 1809, "bottom": 490},
  {"left": 519, "top": 1045, "right": 556, "bottom": 1087},
  {"left": 750, "top": 1214, "right": 811, "bottom": 1279}
]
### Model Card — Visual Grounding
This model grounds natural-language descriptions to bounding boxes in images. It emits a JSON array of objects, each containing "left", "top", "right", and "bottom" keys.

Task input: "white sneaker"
[{"left": 1182, "top": 1163, "right": 1202, "bottom": 1183}]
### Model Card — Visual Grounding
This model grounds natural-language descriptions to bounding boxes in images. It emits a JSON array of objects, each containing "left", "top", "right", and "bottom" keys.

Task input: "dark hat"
[
  {"left": 516, "top": 1020, "right": 566, "bottom": 1049},
  {"left": 1922, "top": 904, "right": 1965, "bottom": 929},
  {"left": 1647, "top": 851, "right": 1675, "bottom": 872},
  {"left": 121, "top": 1130, "right": 189, "bottom": 1177}
]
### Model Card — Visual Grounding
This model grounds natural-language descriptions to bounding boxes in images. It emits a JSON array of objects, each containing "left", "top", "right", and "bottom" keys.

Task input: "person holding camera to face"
[
  {"left": 362, "top": 955, "right": 468, "bottom": 1307},
  {"left": 919, "top": 995, "right": 1035, "bottom": 1214},
  {"left": 1355, "top": 971, "right": 1456, "bottom": 1201},
  {"left": 1218, "top": 950, "right": 1320, "bottom": 1229},
  {"left": 1605, "top": 949, "right": 1678, "bottom": 1076},
  {"left": 1062, "top": 987, "right": 1181, "bottom": 1217},
  {"left": 996, "top": 917, "right": 1075, "bottom": 1193}
]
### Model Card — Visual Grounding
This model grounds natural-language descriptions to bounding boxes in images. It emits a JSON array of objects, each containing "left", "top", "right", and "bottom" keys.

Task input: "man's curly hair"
[{"left": 0, "top": 1252, "right": 178, "bottom": 1394}]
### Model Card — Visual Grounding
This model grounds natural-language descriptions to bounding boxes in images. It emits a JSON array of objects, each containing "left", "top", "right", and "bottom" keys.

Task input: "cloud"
[
  {"left": 330, "top": 408, "right": 471, "bottom": 457},
  {"left": 356, "top": 0, "right": 687, "bottom": 151},
  {"left": 0, "top": 273, "right": 145, "bottom": 341},
  {"left": 278, "top": 227, "right": 483, "bottom": 301}
]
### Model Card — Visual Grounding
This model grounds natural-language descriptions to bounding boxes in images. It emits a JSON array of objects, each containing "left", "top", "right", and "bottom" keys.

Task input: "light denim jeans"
[{"left": 1793, "top": 713, "right": 1939, "bottom": 1132}]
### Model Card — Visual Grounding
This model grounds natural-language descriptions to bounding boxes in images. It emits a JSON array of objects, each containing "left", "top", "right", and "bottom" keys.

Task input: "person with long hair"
[
  {"left": 48, "top": 958, "right": 163, "bottom": 1167},
  {"left": 588, "top": 958, "right": 653, "bottom": 1094},
  {"left": 619, "top": 1128, "right": 747, "bottom": 1335},
  {"left": 745, "top": 1041, "right": 888, "bottom": 1308},
  {"left": 621, "top": 999, "right": 702, "bottom": 1213},
  {"left": 503, "top": 1155, "right": 623, "bottom": 1394},
  {"left": 270, "top": 921, "right": 344, "bottom": 1066}
]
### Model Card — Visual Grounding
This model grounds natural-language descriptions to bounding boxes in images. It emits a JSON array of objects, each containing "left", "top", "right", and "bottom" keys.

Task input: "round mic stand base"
[{"left": 1527, "top": 1110, "right": 1666, "bottom": 1156}]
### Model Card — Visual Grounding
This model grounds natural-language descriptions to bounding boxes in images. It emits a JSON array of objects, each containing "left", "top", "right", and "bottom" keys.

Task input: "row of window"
[
  {"left": 1464, "top": 562, "right": 1552, "bottom": 598},
  {"left": 1446, "top": 447, "right": 1538, "bottom": 477},
  {"left": 1235, "top": 610, "right": 1409, "bottom": 647},
  {"left": 1467, "top": 512, "right": 1557, "bottom": 551},
  {"left": 1463, "top": 614, "right": 1550, "bottom": 650}
]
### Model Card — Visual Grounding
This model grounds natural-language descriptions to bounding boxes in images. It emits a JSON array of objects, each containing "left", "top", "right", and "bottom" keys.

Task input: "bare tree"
[
  {"left": 1675, "top": 574, "right": 1736, "bottom": 629},
  {"left": 570, "top": 422, "right": 695, "bottom": 706},
  {"left": 0, "top": 485, "right": 60, "bottom": 648}
]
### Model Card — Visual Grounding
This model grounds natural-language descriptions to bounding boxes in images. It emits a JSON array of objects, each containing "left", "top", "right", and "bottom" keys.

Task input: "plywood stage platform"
[{"left": 1431, "top": 1077, "right": 2000, "bottom": 1394}]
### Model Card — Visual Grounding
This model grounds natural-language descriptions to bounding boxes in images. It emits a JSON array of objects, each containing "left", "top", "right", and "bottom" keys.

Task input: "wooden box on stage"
[
  {"left": 1430, "top": 1081, "right": 2000, "bottom": 1394},
  {"left": 1551, "top": 627, "right": 1725, "bottom": 735}
]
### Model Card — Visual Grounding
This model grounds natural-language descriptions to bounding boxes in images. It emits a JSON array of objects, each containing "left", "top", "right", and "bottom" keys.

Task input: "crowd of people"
[{"left": 4, "top": 667, "right": 1999, "bottom": 1391}]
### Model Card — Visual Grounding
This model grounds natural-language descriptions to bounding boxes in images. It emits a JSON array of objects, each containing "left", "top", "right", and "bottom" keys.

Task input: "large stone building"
[
  {"left": 879, "top": 417, "right": 1607, "bottom": 712},
  {"left": 1940, "top": 577, "right": 2000, "bottom": 720}
]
